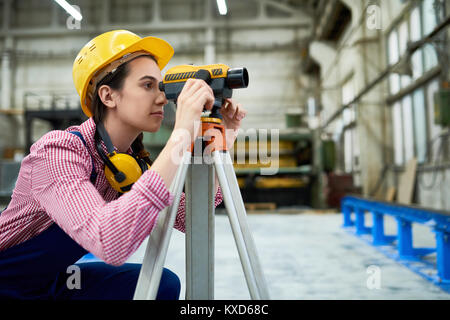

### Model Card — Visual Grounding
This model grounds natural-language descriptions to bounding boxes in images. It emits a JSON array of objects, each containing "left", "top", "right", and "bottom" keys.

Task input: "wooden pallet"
[
  {"left": 244, "top": 202, "right": 277, "bottom": 211},
  {"left": 275, "top": 208, "right": 339, "bottom": 215}
]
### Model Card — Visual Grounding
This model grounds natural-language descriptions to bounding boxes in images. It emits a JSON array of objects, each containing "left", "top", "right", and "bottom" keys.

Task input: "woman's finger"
[
  {"left": 235, "top": 105, "right": 246, "bottom": 120},
  {"left": 181, "top": 79, "right": 207, "bottom": 98},
  {"left": 180, "top": 78, "right": 198, "bottom": 95},
  {"left": 190, "top": 86, "right": 214, "bottom": 111},
  {"left": 223, "top": 98, "right": 234, "bottom": 110},
  {"left": 225, "top": 99, "right": 239, "bottom": 118}
]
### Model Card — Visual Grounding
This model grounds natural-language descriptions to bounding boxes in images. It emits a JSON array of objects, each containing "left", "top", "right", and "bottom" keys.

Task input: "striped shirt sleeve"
[
  {"left": 173, "top": 187, "right": 223, "bottom": 233},
  {"left": 30, "top": 131, "right": 174, "bottom": 266}
]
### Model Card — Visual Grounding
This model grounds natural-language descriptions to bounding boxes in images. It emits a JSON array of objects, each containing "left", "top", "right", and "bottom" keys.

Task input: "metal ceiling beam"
[
  {"left": 0, "top": 0, "right": 312, "bottom": 39},
  {"left": 2, "top": 0, "right": 11, "bottom": 31},
  {"left": 261, "top": 0, "right": 310, "bottom": 17},
  {"left": 0, "top": 18, "right": 310, "bottom": 38}
]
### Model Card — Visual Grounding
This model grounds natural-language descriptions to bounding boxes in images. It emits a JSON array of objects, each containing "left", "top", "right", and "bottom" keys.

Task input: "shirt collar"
[{"left": 77, "top": 118, "right": 134, "bottom": 165}]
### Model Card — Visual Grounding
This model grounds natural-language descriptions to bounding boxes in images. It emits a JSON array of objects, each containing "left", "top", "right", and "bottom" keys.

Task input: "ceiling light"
[
  {"left": 53, "top": 0, "right": 82, "bottom": 21},
  {"left": 216, "top": 0, "right": 228, "bottom": 15}
]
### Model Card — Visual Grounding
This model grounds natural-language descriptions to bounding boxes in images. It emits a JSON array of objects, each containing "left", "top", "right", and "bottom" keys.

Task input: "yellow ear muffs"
[
  {"left": 104, "top": 152, "right": 148, "bottom": 193},
  {"left": 136, "top": 158, "right": 151, "bottom": 174},
  {"left": 95, "top": 122, "right": 150, "bottom": 193}
]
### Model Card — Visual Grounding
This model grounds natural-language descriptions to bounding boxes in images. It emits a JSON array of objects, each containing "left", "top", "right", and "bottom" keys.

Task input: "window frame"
[{"left": 385, "top": 2, "right": 442, "bottom": 167}]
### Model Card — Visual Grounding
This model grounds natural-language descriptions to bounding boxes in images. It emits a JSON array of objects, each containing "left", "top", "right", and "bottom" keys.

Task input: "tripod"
[{"left": 133, "top": 116, "right": 270, "bottom": 300}]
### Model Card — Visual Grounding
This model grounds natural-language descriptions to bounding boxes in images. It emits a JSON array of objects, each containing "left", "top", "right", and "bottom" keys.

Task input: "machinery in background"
[
  {"left": 1, "top": 91, "right": 85, "bottom": 202},
  {"left": 23, "top": 91, "right": 86, "bottom": 154},
  {"left": 231, "top": 131, "right": 313, "bottom": 209},
  {"left": 434, "top": 89, "right": 450, "bottom": 126},
  {"left": 146, "top": 117, "right": 316, "bottom": 209},
  {"left": 320, "top": 137, "right": 362, "bottom": 208}
]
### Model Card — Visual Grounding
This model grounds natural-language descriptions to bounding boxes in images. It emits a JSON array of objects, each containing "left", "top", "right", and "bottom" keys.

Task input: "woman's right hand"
[
  {"left": 173, "top": 78, "right": 215, "bottom": 142},
  {"left": 154, "top": 79, "right": 215, "bottom": 189}
]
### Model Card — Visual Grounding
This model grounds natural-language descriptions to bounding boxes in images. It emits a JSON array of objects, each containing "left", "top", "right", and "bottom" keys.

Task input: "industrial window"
[
  {"left": 410, "top": 6, "right": 422, "bottom": 41},
  {"left": 387, "top": 2, "right": 441, "bottom": 166},
  {"left": 426, "top": 80, "right": 440, "bottom": 157},
  {"left": 392, "top": 82, "right": 440, "bottom": 166},
  {"left": 344, "top": 129, "right": 353, "bottom": 173},
  {"left": 341, "top": 78, "right": 358, "bottom": 178},
  {"left": 422, "top": 0, "right": 438, "bottom": 35},
  {"left": 402, "top": 95, "right": 415, "bottom": 163},
  {"left": 392, "top": 102, "right": 404, "bottom": 166},
  {"left": 307, "top": 97, "right": 316, "bottom": 117},
  {"left": 398, "top": 21, "right": 408, "bottom": 57},
  {"left": 342, "top": 107, "right": 354, "bottom": 124},
  {"left": 342, "top": 79, "right": 355, "bottom": 106},
  {"left": 388, "top": 29, "right": 399, "bottom": 65},
  {"left": 412, "top": 89, "right": 427, "bottom": 163},
  {"left": 388, "top": 29, "right": 400, "bottom": 95},
  {"left": 398, "top": 21, "right": 412, "bottom": 88},
  {"left": 334, "top": 118, "right": 344, "bottom": 171},
  {"left": 352, "top": 127, "right": 361, "bottom": 187},
  {"left": 410, "top": 6, "right": 424, "bottom": 80},
  {"left": 335, "top": 108, "right": 359, "bottom": 186},
  {"left": 422, "top": 0, "right": 439, "bottom": 73},
  {"left": 389, "top": 74, "right": 400, "bottom": 95},
  {"left": 390, "top": 89, "right": 430, "bottom": 166}
]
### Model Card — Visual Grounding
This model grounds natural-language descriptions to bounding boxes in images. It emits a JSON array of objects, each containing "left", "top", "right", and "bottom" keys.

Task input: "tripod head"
[{"left": 159, "top": 64, "right": 249, "bottom": 119}]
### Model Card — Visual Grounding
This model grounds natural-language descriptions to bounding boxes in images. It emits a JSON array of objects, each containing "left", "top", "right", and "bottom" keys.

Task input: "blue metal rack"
[{"left": 341, "top": 196, "right": 450, "bottom": 293}]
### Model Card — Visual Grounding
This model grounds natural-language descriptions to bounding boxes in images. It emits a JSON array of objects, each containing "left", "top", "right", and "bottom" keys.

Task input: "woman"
[{"left": 0, "top": 30, "right": 246, "bottom": 300}]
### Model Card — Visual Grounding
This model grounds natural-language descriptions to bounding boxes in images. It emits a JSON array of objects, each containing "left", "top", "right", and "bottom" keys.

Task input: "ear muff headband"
[
  {"left": 97, "top": 122, "right": 115, "bottom": 154},
  {"left": 95, "top": 130, "right": 126, "bottom": 183},
  {"left": 95, "top": 123, "right": 149, "bottom": 193},
  {"left": 137, "top": 158, "right": 148, "bottom": 173}
]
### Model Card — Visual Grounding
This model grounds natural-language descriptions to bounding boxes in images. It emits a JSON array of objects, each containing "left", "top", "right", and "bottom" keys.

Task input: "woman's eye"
[{"left": 144, "top": 82, "right": 153, "bottom": 89}]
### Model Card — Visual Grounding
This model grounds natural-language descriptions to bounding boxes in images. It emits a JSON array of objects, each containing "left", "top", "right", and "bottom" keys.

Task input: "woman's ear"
[{"left": 97, "top": 84, "right": 117, "bottom": 109}]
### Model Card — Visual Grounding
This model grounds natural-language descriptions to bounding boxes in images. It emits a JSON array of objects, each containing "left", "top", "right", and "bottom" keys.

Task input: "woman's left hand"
[{"left": 220, "top": 98, "right": 247, "bottom": 150}]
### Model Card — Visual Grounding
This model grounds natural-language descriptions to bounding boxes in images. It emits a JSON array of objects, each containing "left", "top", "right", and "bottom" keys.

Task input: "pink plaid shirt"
[{"left": 0, "top": 118, "right": 223, "bottom": 266}]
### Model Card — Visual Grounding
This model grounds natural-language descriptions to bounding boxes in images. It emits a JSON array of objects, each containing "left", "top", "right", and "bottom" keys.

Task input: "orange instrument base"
[{"left": 189, "top": 117, "right": 227, "bottom": 153}]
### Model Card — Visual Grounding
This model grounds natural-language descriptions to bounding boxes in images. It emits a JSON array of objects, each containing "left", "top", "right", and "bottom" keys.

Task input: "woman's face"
[{"left": 113, "top": 56, "right": 168, "bottom": 133}]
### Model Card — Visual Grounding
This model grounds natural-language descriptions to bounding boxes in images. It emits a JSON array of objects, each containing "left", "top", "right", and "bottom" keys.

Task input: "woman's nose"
[{"left": 156, "top": 89, "right": 168, "bottom": 105}]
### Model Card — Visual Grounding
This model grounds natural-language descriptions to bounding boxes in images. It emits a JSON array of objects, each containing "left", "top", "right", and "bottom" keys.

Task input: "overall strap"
[{"left": 69, "top": 131, "right": 98, "bottom": 184}]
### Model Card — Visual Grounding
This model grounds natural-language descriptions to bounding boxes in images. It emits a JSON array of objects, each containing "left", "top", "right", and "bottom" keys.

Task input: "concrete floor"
[{"left": 127, "top": 210, "right": 450, "bottom": 300}]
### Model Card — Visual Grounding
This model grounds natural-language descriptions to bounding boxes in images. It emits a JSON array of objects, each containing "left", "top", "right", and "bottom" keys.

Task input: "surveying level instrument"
[
  {"left": 133, "top": 65, "right": 269, "bottom": 300},
  {"left": 159, "top": 63, "right": 248, "bottom": 119}
]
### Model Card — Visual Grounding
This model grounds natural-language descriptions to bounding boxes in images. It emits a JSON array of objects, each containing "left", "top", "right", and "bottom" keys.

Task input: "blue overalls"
[{"left": 0, "top": 132, "right": 180, "bottom": 300}]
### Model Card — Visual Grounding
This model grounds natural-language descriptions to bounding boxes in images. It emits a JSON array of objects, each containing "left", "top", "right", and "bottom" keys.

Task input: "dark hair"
[{"left": 91, "top": 55, "right": 157, "bottom": 166}]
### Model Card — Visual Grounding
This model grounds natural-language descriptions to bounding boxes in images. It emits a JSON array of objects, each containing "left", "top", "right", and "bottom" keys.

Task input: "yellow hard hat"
[{"left": 73, "top": 30, "right": 174, "bottom": 118}]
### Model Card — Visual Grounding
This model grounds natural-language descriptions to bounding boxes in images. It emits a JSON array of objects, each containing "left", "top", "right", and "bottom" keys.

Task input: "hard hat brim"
[{"left": 80, "top": 36, "right": 174, "bottom": 118}]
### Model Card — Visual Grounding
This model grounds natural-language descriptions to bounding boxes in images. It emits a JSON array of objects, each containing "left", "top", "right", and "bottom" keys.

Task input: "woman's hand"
[
  {"left": 173, "top": 78, "right": 215, "bottom": 143},
  {"left": 220, "top": 98, "right": 247, "bottom": 150}
]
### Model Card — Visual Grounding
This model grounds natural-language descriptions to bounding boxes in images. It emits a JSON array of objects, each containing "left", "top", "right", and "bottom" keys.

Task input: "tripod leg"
[
  {"left": 213, "top": 150, "right": 266, "bottom": 300},
  {"left": 220, "top": 150, "right": 270, "bottom": 299},
  {"left": 133, "top": 151, "right": 191, "bottom": 300},
  {"left": 184, "top": 156, "right": 215, "bottom": 300}
]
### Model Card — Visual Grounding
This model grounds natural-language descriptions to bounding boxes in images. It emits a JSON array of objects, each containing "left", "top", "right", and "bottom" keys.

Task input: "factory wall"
[
  {"left": 0, "top": 0, "right": 312, "bottom": 158},
  {"left": 312, "top": 0, "right": 450, "bottom": 210}
]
